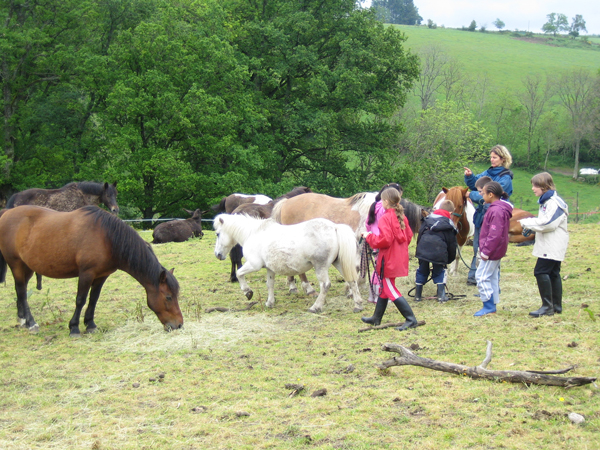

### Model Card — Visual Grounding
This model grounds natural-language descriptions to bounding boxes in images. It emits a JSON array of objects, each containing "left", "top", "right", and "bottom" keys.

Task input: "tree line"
[
  {"left": 2, "top": 0, "right": 598, "bottom": 221},
  {"left": 1, "top": 0, "right": 419, "bottom": 219}
]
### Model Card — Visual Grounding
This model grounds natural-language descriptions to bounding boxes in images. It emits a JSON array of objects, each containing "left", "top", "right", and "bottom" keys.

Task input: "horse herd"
[{"left": 0, "top": 181, "right": 534, "bottom": 337}]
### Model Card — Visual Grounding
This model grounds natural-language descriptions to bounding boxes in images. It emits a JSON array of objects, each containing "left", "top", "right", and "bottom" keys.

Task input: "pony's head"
[
  {"left": 213, "top": 214, "right": 237, "bottom": 260},
  {"left": 146, "top": 267, "right": 183, "bottom": 331},
  {"left": 100, "top": 182, "right": 119, "bottom": 214}
]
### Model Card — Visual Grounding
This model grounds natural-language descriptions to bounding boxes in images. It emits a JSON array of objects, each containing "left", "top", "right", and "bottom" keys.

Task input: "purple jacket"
[{"left": 479, "top": 199, "right": 513, "bottom": 261}]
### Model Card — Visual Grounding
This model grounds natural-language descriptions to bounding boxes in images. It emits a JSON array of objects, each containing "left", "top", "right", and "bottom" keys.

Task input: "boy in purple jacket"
[{"left": 474, "top": 181, "right": 513, "bottom": 316}]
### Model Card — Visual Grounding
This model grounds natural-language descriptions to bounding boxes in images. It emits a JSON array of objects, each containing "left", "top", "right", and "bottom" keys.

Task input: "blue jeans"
[
  {"left": 467, "top": 227, "right": 480, "bottom": 283},
  {"left": 416, "top": 260, "right": 446, "bottom": 285}
]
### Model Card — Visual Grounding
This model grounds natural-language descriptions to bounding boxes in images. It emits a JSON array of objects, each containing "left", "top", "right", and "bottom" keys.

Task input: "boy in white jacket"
[{"left": 519, "top": 172, "right": 569, "bottom": 317}]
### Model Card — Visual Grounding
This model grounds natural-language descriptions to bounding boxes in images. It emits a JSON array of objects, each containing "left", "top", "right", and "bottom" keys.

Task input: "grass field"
[
  {"left": 390, "top": 26, "right": 600, "bottom": 92},
  {"left": 0, "top": 224, "right": 598, "bottom": 449}
]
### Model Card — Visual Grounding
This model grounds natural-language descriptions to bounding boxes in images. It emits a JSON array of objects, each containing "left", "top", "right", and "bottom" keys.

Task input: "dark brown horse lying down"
[
  {"left": 0, "top": 205, "right": 183, "bottom": 336},
  {"left": 152, "top": 208, "right": 204, "bottom": 243}
]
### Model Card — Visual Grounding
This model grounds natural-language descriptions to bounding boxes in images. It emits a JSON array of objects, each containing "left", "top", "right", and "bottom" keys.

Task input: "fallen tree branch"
[
  {"left": 358, "top": 320, "right": 426, "bottom": 333},
  {"left": 378, "top": 341, "right": 596, "bottom": 388},
  {"left": 205, "top": 302, "right": 258, "bottom": 313}
]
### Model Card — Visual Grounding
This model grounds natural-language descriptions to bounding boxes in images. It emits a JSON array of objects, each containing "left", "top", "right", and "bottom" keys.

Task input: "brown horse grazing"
[
  {"left": 152, "top": 209, "right": 204, "bottom": 244},
  {"left": 0, "top": 205, "right": 183, "bottom": 336},
  {"left": 7, "top": 181, "right": 119, "bottom": 290},
  {"left": 271, "top": 192, "right": 375, "bottom": 298},
  {"left": 224, "top": 186, "right": 313, "bottom": 282},
  {"left": 7, "top": 181, "right": 119, "bottom": 213},
  {"left": 509, "top": 209, "right": 536, "bottom": 244},
  {"left": 433, "top": 187, "right": 476, "bottom": 275}
]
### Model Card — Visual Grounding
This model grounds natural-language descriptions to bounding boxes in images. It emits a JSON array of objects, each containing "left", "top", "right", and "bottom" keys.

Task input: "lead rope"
[{"left": 359, "top": 239, "right": 376, "bottom": 299}]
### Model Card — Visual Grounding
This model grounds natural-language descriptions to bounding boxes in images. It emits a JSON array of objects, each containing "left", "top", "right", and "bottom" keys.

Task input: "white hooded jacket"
[{"left": 519, "top": 192, "right": 569, "bottom": 261}]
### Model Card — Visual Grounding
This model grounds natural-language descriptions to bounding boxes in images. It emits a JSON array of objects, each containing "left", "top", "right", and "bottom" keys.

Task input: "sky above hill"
[{"left": 360, "top": 0, "right": 600, "bottom": 35}]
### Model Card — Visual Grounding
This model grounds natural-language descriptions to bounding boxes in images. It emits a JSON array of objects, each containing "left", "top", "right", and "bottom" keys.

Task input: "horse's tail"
[
  {"left": 0, "top": 249, "right": 7, "bottom": 283},
  {"left": 211, "top": 197, "right": 227, "bottom": 213},
  {"left": 270, "top": 198, "right": 287, "bottom": 223},
  {"left": 6, "top": 193, "right": 17, "bottom": 209},
  {"left": 335, "top": 224, "right": 359, "bottom": 282}
]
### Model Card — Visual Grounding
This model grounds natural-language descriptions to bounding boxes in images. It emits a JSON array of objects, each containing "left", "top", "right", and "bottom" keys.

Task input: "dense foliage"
[{"left": 1, "top": 0, "right": 421, "bottom": 217}]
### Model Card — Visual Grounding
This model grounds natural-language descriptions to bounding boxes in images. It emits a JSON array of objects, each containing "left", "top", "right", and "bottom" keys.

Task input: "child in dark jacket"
[
  {"left": 414, "top": 200, "right": 458, "bottom": 303},
  {"left": 361, "top": 188, "right": 418, "bottom": 331},
  {"left": 474, "top": 181, "right": 513, "bottom": 316}
]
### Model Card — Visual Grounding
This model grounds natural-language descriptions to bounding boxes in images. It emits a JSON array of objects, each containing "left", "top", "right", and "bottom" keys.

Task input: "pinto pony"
[
  {"left": 433, "top": 186, "right": 475, "bottom": 275},
  {"left": 213, "top": 214, "right": 362, "bottom": 313},
  {"left": 0, "top": 206, "right": 183, "bottom": 336}
]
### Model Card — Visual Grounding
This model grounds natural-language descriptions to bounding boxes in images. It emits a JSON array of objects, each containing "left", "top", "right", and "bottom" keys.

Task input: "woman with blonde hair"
[{"left": 463, "top": 145, "right": 514, "bottom": 285}]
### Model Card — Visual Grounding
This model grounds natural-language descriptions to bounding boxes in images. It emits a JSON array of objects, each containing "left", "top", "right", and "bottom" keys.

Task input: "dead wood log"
[
  {"left": 378, "top": 340, "right": 597, "bottom": 388},
  {"left": 205, "top": 302, "right": 258, "bottom": 313},
  {"left": 358, "top": 320, "right": 426, "bottom": 333}
]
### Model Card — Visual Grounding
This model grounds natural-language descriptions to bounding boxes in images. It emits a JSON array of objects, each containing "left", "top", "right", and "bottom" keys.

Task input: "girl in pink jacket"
[{"left": 361, "top": 188, "right": 418, "bottom": 331}]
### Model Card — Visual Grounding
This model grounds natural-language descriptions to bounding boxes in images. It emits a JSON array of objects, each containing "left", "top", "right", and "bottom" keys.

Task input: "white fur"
[
  {"left": 214, "top": 214, "right": 362, "bottom": 313},
  {"left": 233, "top": 193, "right": 272, "bottom": 205}
]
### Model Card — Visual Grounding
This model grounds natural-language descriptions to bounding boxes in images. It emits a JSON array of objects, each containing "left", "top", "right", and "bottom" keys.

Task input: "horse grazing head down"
[{"left": 147, "top": 267, "right": 184, "bottom": 332}]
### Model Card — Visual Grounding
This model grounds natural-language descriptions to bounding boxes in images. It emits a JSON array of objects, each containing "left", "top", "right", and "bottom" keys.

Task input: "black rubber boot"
[
  {"left": 414, "top": 284, "right": 423, "bottom": 302},
  {"left": 361, "top": 296, "right": 388, "bottom": 326},
  {"left": 437, "top": 284, "right": 449, "bottom": 303},
  {"left": 392, "top": 296, "right": 418, "bottom": 331},
  {"left": 529, "top": 274, "right": 554, "bottom": 317},
  {"left": 551, "top": 276, "right": 562, "bottom": 314}
]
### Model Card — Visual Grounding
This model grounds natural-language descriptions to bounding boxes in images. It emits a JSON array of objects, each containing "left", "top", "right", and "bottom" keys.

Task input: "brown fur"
[
  {"left": 0, "top": 205, "right": 182, "bottom": 335},
  {"left": 271, "top": 192, "right": 374, "bottom": 235},
  {"left": 434, "top": 187, "right": 471, "bottom": 247},
  {"left": 152, "top": 209, "right": 204, "bottom": 244},
  {"left": 7, "top": 182, "right": 119, "bottom": 214},
  {"left": 508, "top": 209, "right": 536, "bottom": 243}
]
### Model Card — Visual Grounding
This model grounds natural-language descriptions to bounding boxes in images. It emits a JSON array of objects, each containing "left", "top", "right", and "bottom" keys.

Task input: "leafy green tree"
[
  {"left": 229, "top": 0, "right": 419, "bottom": 196},
  {"left": 466, "top": 20, "right": 477, "bottom": 32},
  {"left": 569, "top": 14, "right": 587, "bottom": 39},
  {"left": 399, "top": 101, "right": 492, "bottom": 201},
  {"left": 493, "top": 18, "right": 505, "bottom": 30},
  {"left": 371, "top": 0, "right": 423, "bottom": 25},
  {"left": 542, "top": 13, "right": 569, "bottom": 36}
]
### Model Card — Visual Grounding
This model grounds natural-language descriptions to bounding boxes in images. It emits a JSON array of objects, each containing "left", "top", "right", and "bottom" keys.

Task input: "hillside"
[{"left": 390, "top": 25, "right": 600, "bottom": 92}]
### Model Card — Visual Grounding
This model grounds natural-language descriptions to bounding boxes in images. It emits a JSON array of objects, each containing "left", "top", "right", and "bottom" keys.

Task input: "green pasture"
[
  {"left": 391, "top": 26, "right": 600, "bottom": 92},
  {"left": 0, "top": 224, "right": 598, "bottom": 449}
]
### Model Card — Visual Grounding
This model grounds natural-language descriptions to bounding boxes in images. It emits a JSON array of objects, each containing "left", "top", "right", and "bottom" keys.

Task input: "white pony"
[{"left": 213, "top": 214, "right": 363, "bottom": 313}]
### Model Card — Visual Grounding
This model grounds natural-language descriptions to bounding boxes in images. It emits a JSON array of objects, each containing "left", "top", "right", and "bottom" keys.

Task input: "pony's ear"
[
  {"left": 169, "top": 268, "right": 175, "bottom": 274},
  {"left": 113, "top": 181, "right": 117, "bottom": 188},
  {"left": 442, "top": 187, "right": 449, "bottom": 193},
  {"left": 104, "top": 182, "right": 109, "bottom": 190},
  {"left": 219, "top": 217, "right": 224, "bottom": 224},
  {"left": 159, "top": 269, "right": 167, "bottom": 283}
]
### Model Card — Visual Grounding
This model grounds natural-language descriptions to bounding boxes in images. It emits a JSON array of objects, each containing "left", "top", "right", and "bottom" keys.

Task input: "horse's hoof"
[
  {"left": 308, "top": 291, "right": 318, "bottom": 298},
  {"left": 289, "top": 288, "right": 298, "bottom": 295},
  {"left": 308, "top": 308, "right": 321, "bottom": 314},
  {"left": 245, "top": 291, "right": 254, "bottom": 300},
  {"left": 353, "top": 307, "right": 364, "bottom": 313},
  {"left": 28, "top": 324, "right": 40, "bottom": 334},
  {"left": 86, "top": 327, "right": 98, "bottom": 334},
  {"left": 230, "top": 278, "right": 239, "bottom": 283},
  {"left": 70, "top": 332, "right": 81, "bottom": 338}
]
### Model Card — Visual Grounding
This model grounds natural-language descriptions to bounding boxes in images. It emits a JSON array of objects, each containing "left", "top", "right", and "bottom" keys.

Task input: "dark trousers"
[{"left": 534, "top": 258, "right": 561, "bottom": 278}]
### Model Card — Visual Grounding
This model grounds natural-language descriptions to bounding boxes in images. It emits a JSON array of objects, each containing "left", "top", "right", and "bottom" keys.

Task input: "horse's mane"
[
  {"left": 77, "top": 182, "right": 108, "bottom": 196},
  {"left": 272, "top": 186, "right": 312, "bottom": 204},
  {"left": 82, "top": 206, "right": 179, "bottom": 294},
  {"left": 347, "top": 192, "right": 376, "bottom": 220}
]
